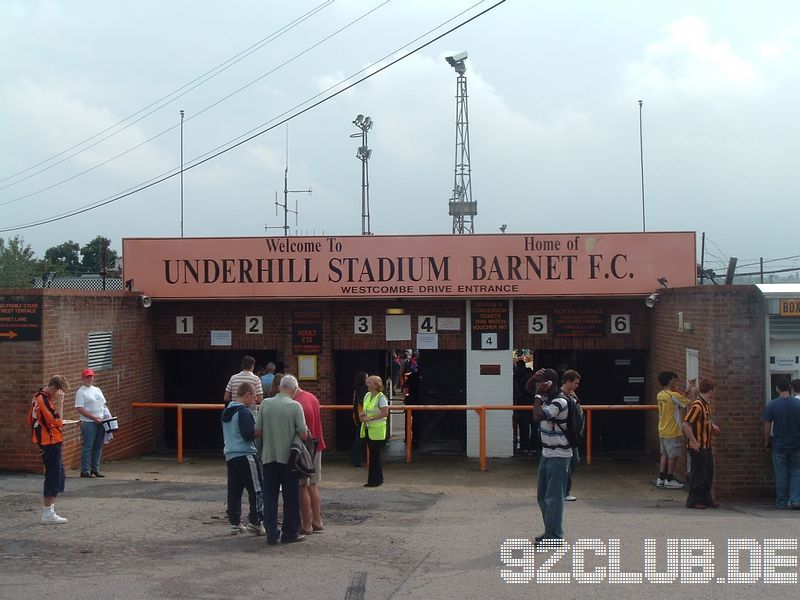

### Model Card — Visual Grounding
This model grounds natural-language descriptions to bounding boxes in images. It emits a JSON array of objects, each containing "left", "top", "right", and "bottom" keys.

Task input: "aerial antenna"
[{"left": 265, "top": 125, "right": 311, "bottom": 236}]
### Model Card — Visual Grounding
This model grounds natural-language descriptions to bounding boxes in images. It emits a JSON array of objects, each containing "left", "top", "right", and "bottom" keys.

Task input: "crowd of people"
[{"left": 27, "top": 354, "right": 799, "bottom": 543}]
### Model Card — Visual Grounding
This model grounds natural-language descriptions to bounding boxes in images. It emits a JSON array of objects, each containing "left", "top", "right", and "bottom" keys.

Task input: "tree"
[
  {"left": 44, "top": 240, "right": 81, "bottom": 276},
  {"left": 0, "top": 235, "right": 39, "bottom": 288},
  {"left": 80, "top": 236, "right": 119, "bottom": 275}
]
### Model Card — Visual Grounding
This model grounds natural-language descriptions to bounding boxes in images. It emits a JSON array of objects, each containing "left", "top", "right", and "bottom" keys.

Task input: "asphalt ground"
[{"left": 1, "top": 452, "right": 799, "bottom": 600}]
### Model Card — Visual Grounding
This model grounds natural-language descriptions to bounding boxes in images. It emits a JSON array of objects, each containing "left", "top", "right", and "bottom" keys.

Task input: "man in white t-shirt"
[{"left": 75, "top": 368, "right": 108, "bottom": 478}]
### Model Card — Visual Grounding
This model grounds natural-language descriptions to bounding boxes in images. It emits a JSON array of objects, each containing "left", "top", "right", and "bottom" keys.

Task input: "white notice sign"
[
  {"left": 210, "top": 330, "right": 232, "bottom": 346},
  {"left": 437, "top": 317, "right": 461, "bottom": 331},
  {"left": 774, "top": 356, "right": 797, "bottom": 369},
  {"left": 416, "top": 333, "right": 439, "bottom": 349}
]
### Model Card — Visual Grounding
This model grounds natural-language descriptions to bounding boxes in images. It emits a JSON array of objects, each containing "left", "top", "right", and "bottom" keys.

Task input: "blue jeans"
[
  {"left": 537, "top": 456, "right": 570, "bottom": 539},
  {"left": 566, "top": 447, "right": 580, "bottom": 496},
  {"left": 262, "top": 462, "right": 301, "bottom": 542},
  {"left": 80, "top": 421, "right": 105, "bottom": 474},
  {"left": 772, "top": 449, "right": 800, "bottom": 508}
]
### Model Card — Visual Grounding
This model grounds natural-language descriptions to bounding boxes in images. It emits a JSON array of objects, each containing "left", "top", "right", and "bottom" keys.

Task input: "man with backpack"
[
  {"left": 561, "top": 370, "right": 584, "bottom": 501},
  {"left": 527, "top": 368, "right": 577, "bottom": 544},
  {"left": 254, "top": 375, "right": 309, "bottom": 545},
  {"left": 28, "top": 375, "right": 70, "bottom": 524}
]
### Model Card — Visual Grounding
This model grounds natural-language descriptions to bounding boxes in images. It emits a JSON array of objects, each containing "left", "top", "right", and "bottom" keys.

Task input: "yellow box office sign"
[{"left": 780, "top": 299, "right": 800, "bottom": 316}]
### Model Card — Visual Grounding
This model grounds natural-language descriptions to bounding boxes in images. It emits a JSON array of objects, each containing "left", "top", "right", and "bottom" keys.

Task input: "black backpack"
[{"left": 550, "top": 392, "right": 583, "bottom": 448}]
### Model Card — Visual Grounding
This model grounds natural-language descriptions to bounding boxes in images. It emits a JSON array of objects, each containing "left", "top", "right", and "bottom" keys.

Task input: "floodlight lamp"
[
  {"left": 364, "top": 117, "right": 372, "bottom": 129},
  {"left": 645, "top": 293, "right": 659, "bottom": 308},
  {"left": 355, "top": 114, "right": 364, "bottom": 124},
  {"left": 446, "top": 51, "right": 467, "bottom": 65}
]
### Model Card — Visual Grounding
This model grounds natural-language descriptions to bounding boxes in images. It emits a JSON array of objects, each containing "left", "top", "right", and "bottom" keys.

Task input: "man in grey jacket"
[
  {"left": 255, "top": 375, "right": 309, "bottom": 545},
  {"left": 221, "top": 382, "right": 264, "bottom": 535}
]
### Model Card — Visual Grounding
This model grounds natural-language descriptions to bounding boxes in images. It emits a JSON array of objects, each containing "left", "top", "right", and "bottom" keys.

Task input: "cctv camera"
[
  {"left": 645, "top": 293, "right": 658, "bottom": 308},
  {"left": 141, "top": 296, "right": 152, "bottom": 308}
]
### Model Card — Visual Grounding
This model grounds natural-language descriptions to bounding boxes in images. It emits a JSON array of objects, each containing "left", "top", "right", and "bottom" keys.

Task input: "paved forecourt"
[{"left": 1, "top": 455, "right": 798, "bottom": 600}]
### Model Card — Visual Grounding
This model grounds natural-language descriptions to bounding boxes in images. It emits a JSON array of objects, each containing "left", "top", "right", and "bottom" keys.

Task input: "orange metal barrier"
[
  {"left": 132, "top": 402, "right": 657, "bottom": 469},
  {"left": 581, "top": 405, "right": 658, "bottom": 465}
]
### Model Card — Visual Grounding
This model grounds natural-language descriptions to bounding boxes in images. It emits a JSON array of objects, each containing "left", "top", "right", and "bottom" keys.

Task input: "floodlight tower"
[
  {"left": 446, "top": 51, "right": 476, "bottom": 234},
  {"left": 350, "top": 114, "right": 373, "bottom": 235}
]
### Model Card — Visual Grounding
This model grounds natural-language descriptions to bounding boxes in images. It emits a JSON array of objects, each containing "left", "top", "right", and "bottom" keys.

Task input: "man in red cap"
[{"left": 75, "top": 368, "right": 109, "bottom": 477}]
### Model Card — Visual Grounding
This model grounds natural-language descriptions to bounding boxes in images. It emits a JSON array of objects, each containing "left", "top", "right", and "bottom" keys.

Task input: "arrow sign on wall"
[{"left": 0, "top": 331, "right": 19, "bottom": 339}]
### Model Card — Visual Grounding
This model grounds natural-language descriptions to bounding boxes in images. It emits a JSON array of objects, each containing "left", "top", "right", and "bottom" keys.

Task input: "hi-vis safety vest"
[{"left": 360, "top": 392, "right": 387, "bottom": 441}]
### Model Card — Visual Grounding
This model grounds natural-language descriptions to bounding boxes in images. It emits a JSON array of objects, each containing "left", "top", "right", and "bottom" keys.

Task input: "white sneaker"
[
  {"left": 230, "top": 523, "right": 246, "bottom": 535},
  {"left": 656, "top": 478, "right": 665, "bottom": 488},
  {"left": 664, "top": 479, "right": 684, "bottom": 489},
  {"left": 564, "top": 495, "right": 577, "bottom": 501},
  {"left": 41, "top": 512, "right": 67, "bottom": 525},
  {"left": 245, "top": 522, "right": 265, "bottom": 536}
]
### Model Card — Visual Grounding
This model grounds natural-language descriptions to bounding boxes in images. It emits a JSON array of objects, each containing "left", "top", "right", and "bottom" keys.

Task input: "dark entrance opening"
[
  {"left": 333, "top": 350, "right": 386, "bottom": 452},
  {"left": 162, "top": 350, "right": 281, "bottom": 452},
  {"left": 533, "top": 349, "right": 648, "bottom": 454},
  {"left": 414, "top": 350, "right": 467, "bottom": 453}
]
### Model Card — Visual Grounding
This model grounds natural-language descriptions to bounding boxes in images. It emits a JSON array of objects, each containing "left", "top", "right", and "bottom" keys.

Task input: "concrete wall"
[{"left": 0, "top": 289, "right": 162, "bottom": 472}]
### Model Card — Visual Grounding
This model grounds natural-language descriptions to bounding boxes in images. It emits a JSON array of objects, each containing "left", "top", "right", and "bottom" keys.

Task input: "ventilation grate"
[{"left": 87, "top": 331, "right": 113, "bottom": 371}]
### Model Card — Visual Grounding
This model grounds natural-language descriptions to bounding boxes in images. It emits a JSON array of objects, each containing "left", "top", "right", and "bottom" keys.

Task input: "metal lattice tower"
[{"left": 446, "top": 52, "right": 476, "bottom": 234}]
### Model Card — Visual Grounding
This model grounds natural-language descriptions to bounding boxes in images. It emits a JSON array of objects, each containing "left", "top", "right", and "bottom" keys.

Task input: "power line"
[
  {"left": 0, "top": 0, "right": 506, "bottom": 233},
  {"left": 0, "top": 0, "right": 392, "bottom": 209},
  {"left": 0, "top": 0, "right": 336, "bottom": 189}
]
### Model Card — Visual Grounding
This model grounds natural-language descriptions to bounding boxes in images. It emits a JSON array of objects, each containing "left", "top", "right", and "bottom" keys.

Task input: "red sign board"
[{"left": 122, "top": 232, "right": 696, "bottom": 299}]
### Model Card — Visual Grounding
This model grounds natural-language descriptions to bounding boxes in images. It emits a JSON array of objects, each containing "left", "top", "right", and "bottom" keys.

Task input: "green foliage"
[
  {"left": 0, "top": 235, "right": 38, "bottom": 288},
  {"left": 80, "top": 236, "right": 119, "bottom": 275},
  {"left": 44, "top": 240, "right": 81, "bottom": 276}
]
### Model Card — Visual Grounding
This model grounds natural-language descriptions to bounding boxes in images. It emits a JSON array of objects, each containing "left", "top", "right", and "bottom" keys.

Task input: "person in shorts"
[{"left": 656, "top": 371, "right": 695, "bottom": 489}]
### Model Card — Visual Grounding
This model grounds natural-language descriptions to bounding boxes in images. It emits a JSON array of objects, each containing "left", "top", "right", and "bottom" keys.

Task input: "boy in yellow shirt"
[{"left": 656, "top": 371, "right": 696, "bottom": 488}]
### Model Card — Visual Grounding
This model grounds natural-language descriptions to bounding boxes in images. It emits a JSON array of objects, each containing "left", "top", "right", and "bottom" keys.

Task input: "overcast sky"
[{"left": 2, "top": 0, "right": 799, "bottom": 274}]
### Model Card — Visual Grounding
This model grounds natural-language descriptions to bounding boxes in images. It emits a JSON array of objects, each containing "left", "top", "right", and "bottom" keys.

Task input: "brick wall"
[
  {"left": 0, "top": 289, "right": 162, "bottom": 472},
  {"left": 513, "top": 297, "right": 649, "bottom": 350},
  {"left": 646, "top": 285, "right": 771, "bottom": 499},
  {"left": 152, "top": 299, "right": 468, "bottom": 440}
]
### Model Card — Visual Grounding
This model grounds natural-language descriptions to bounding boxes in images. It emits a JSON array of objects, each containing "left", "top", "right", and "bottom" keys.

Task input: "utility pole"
[
  {"left": 446, "top": 52, "right": 476, "bottom": 234},
  {"left": 638, "top": 100, "right": 646, "bottom": 232},
  {"left": 266, "top": 127, "right": 311, "bottom": 236},
  {"left": 351, "top": 115, "right": 373, "bottom": 235},
  {"left": 180, "top": 109, "right": 185, "bottom": 238},
  {"left": 100, "top": 238, "right": 108, "bottom": 291}
]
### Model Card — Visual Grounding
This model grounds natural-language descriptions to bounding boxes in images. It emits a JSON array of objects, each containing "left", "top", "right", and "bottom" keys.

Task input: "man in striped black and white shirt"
[
  {"left": 224, "top": 356, "right": 264, "bottom": 407},
  {"left": 527, "top": 368, "right": 572, "bottom": 544}
]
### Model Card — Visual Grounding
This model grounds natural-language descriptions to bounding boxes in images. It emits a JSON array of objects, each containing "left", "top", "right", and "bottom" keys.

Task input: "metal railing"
[{"left": 132, "top": 402, "right": 657, "bottom": 469}]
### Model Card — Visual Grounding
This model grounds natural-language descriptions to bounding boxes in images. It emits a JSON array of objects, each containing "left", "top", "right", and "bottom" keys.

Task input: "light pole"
[
  {"left": 638, "top": 99, "right": 646, "bottom": 232},
  {"left": 350, "top": 114, "right": 373, "bottom": 235}
]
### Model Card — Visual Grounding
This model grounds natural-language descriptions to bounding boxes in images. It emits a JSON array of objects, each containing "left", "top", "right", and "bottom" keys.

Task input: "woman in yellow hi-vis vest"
[{"left": 359, "top": 375, "right": 389, "bottom": 487}]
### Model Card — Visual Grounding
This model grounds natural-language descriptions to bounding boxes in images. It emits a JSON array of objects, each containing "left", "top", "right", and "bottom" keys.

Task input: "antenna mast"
[{"left": 266, "top": 126, "right": 311, "bottom": 236}]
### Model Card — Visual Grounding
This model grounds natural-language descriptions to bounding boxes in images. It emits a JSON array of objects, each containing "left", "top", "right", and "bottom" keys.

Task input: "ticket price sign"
[
  {"left": 292, "top": 308, "right": 322, "bottom": 355},
  {"left": 0, "top": 298, "right": 42, "bottom": 342},
  {"left": 471, "top": 300, "right": 509, "bottom": 350}
]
